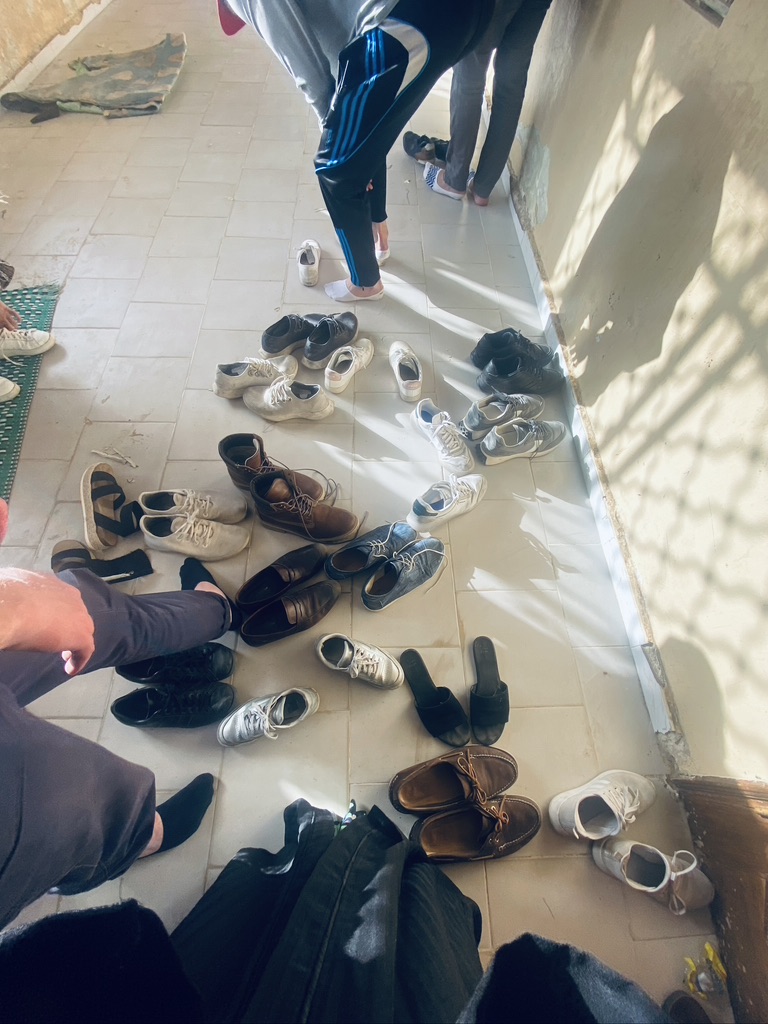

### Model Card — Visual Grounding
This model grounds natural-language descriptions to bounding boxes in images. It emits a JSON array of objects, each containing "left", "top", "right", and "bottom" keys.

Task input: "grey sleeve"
[{"left": 247, "top": 1, "right": 336, "bottom": 119}]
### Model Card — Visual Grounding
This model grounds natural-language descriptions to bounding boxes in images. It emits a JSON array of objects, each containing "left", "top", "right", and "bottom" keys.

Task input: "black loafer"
[
  {"left": 261, "top": 313, "right": 323, "bottom": 357},
  {"left": 116, "top": 642, "right": 234, "bottom": 687},
  {"left": 236, "top": 543, "right": 326, "bottom": 614},
  {"left": 302, "top": 313, "right": 358, "bottom": 369},
  {"left": 111, "top": 683, "right": 235, "bottom": 728},
  {"left": 239, "top": 580, "right": 341, "bottom": 647}
]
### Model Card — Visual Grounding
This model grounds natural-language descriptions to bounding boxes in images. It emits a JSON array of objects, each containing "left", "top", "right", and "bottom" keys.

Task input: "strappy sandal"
[
  {"left": 470, "top": 636, "right": 510, "bottom": 746},
  {"left": 51, "top": 539, "right": 153, "bottom": 584},
  {"left": 80, "top": 463, "right": 142, "bottom": 553},
  {"left": 400, "top": 648, "right": 470, "bottom": 748}
]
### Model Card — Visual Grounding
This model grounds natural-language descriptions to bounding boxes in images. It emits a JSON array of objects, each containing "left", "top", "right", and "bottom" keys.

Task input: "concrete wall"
[
  {"left": 0, "top": 0, "right": 97, "bottom": 88},
  {"left": 512, "top": 0, "right": 768, "bottom": 780}
]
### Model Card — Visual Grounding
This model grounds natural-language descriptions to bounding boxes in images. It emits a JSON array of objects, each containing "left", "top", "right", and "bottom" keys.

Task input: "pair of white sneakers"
[
  {"left": 214, "top": 355, "right": 336, "bottom": 421},
  {"left": 139, "top": 488, "right": 251, "bottom": 561},
  {"left": 0, "top": 328, "right": 57, "bottom": 402},
  {"left": 549, "top": 770, "right": 714, "bottom": 916}
]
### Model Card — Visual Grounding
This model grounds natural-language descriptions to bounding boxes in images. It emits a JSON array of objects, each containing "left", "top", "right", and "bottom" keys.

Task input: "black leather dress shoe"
[
  {"left": 116, "top": 642, "right": 234, "bottom": 686},
  {"left": 239, "top": 580, "right": 341, "bottom": 647},
  {"left": 302, "top": 313, "right": 358, "bottom": 369},
  {"left": 236, "top": 543, "right": 326, "bottom": 614},
  {"left": 111, "top": 683, "right": 235, "bottom": 728}
]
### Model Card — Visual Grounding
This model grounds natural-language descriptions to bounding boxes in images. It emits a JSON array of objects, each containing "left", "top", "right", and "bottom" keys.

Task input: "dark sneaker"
[
  {"left": 362, "top": 536, "right": 446, "bottom": 611},
  {"left": 470, "top": 328, "right": 553, "bottom": 369},
  {"left": 458, "top": 394, "right": 545, "bottom": 442},
  {"left": 236, "top": 543, "right": 326, "bottom": 614},
  {"left": 116, "top": 643, "right": 234, "bottom": 687},
  {"left": 402, "top": 131, "right": 448, "bottom": 166},
  {"left": 250, "top": 470, "right": 360, "bottom": 544},
  {"left": 410, "top": 795, "right": 541, "bottom": 861},
  {"left": 111, "top": 683, "right": 235, "bottom": 728},
  {"left": 239, "top": 580, "right": 341, "bottom": 647},
  {"left": 478, "top": 356, "right": 564, "bottom": 396},
  {"left": 302, "top": 312, "right": 358, "bottom": 369},
  {"left": 218, "top": 432, "right": 329, "bottom": 502},
  {"left": 479, "top": 418, "right": 567, "bottom": 465},
  {"left": 261, "top": 313, "right": 323, "bottom": 357},
  {"left": 325, "top": 521, "right": 417, "bottom": 581}
]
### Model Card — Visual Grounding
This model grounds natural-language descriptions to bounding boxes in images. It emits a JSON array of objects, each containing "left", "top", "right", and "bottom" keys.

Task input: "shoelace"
[
  {"left": 243, "top": 357, "right": 280, "bottom": 379},
  {"left": 526, "top": 420, "right": 548, "bottom": 444},
  {"left": 447, "top": 474, "right": 474, "bottom": 504},
  {"left": 267, "top": 374, "right": 295, "bottom": 407},
  {"left": 367, "top": 522, "right": 403, "bottom": 560},
  {"left": 271, "top": 487, "right": 319, "bottom": 527},
  {"left": 157, "top": 687, "right": 218, "bottom": 714},
  {"left": 573, "top": 784, "right": 642, "bottom": 839},
  {"left": 258, "top": 452, "right": 339, "bottom": 507},
  {"left": 666, "top": 850, "right": 699, "bottom": 915},
  {"left": 392, "top": 544, "right": 445, "bottom": 574},
  {"left": 241, "top": 702, "right": 277, "bottom": 740},
  {"left": 432, "top": 418, "right": 469, "bottom": 462},
  {"left": 350, "top": 645, "right": 385, "bottom": 680},
  {"left": 175, "top": 490, "right": 214, "bottom": 518},
  {"left": 175, "top": 515, "right": 216, "bottom": 548}
]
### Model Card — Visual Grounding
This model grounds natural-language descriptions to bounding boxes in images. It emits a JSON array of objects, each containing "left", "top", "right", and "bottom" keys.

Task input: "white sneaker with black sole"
[
  {"left": 407, "top": 474, "right": 487, "bottom": 531},
  {"left": 480, "top": 418, "right": 566, "bottom": 465},
  {"left": 412, "top": 399, "right": 474, "bottom": 473}
]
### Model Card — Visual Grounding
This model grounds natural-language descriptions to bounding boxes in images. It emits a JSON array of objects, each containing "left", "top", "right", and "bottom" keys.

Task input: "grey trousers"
[
  {"left": 444, "top": 0, "right": 552, "bottom": 197},
  {"left": 0, "top": 569, "right": 230, "bottom": 930}
]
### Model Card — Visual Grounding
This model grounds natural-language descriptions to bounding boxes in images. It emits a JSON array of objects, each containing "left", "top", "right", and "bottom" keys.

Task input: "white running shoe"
[
  {"left": 140, "top": 514, "right": 251, "bottom": 561},
  {"left": 592, "top": 839, "right": 714, "bottom": 915},
  {"left": 412, "top": 399, "right": 474, "bottom": 473},
  {"left": 480, "top": 418, "right": 566, "bottom": 465},
  {"left": 243, "top": 374, "right": 334, "bottom": 421},
  {"left": 297, "top": 239, "right": 321, "bottom": 287},
  {"left": 316, "top": 634, "right": 404, "bottom": 689},
  {"left": 458, "top": 394, "right": 545, "bottom": 442},
  {"left": 548, "top": 770, "right": 657, "bottom": 840},
  {"left": 324, "top": 337, "right": 374, "bottom": 393},
  {"left": 139, "top": 488, "right": 248, "bottom": 524},
  {"left": 406, "top": 474, "right": 487, "bottom": 532},
  {"left": 0, "top": 376, "right": 20, "bottom": 402},
  {"left": 388, "top": 340, "right": 423, "bottom": 402},
  {"left": 0, "top": 328, "right": 55, "bottom": 357},
  {"left": 213, "top": 356, "right": 298, "bottom": 398},
  {"left": 217, "top": 687, "right": 319, "bottom": 745}
]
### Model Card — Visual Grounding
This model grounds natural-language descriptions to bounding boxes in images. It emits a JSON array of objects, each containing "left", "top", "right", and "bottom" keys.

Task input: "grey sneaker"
[
  {"left": 480, "top": 419, "right": 566, "bottom": 465},
  {"left": 325, "top": 521, "right": 418, "bottom": 581},
  {"left": 213, "top": 356, "right": 298, "bottom": 398},
  {"left": 217, "top": 687, "right": 320, "bottom": 745},
  {"left": 458, "top": 394, "right": 544, "bottom": 442},
  {"left": 362, "top": 536, "right": 446, "bottom": 611},
  {"left": 243, "top": 375, "right": 334, "bottom": 421},
  {"left": 406, "top": 474, "right": 487, "bottom": 531},
  {"left": 316, "top": 634, "right": 404, "bottom": 689},
  {"left": 412, "top": 399, "right": 474, "bottom": 473},
  {"left": 140, "top": 514, "right": 251, "bottom": 560},
  {"left": 0, "top": 328, "right": 55, "bottom": 357}
]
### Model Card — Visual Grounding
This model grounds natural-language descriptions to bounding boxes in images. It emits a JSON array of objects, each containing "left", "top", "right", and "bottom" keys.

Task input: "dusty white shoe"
[
  {"left": 548, "top": 770, "right": 657, "bottom": 840},
  {"left": 297, "top": 239, "right": 321, "bottom": 287},
  {"left": 0, "top": 376, "right": 20, "bottom": 402},
  {"left": 217, "top": 687, "right": 319, "bottom": 745},
  {"left": 140, "top": 514, "right": 250, "bottom": 560},
  {"left": 316, "top": 633, "right": 404, "bottom": 689},
  {"left": 213, "top": 356, "right": 298, "bottom": 398},
  {"left": 406, "top": 473, "right": 487, "bottom": 531},
  {"left": 592, "top": 839, "right": 715, "bottom": 915},
  {"left": 412, "top": 399, "right": 474, "bottom": 473},
  {"left": 243, "top": 374, "right": 334, "bottom": 421},
  {"left": 139, "top": 488, "right": 248, "bottom": 524},
  {"left": 324, "top": 337, "right": 374, "bottom": 393},
  {"left": 388, "top": 341, "right": 422, "bottom": 402},
  {"left": 0, "top": 328, "right": 56, "bottom": 357}
]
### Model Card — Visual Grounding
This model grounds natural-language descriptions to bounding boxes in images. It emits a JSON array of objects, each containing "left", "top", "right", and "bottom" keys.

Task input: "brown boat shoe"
[
  {"left": 410, "top": 794, "right": 541, "bottom": 861},
  {"left": 389, "top": 745, "right": 518, "bottom": 816}
]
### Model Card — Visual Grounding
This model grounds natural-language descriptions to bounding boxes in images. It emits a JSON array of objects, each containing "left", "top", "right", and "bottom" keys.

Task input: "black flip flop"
[
  {"left": 470, "top": 636, "right": 510, "bottom": 746},
  {"left": 400, "top": 649, "right": 470, "bottom": 748}
]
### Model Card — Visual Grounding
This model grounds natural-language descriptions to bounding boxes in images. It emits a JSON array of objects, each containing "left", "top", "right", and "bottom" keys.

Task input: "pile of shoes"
[
  {"left": 549, "top": 771, "right": 715, "bottom": 915},
  {"left": 390, "top": 745, "right": 541, "bottom": 861}
]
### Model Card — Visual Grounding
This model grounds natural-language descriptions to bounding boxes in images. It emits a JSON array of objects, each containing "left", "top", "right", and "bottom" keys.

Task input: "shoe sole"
[
  {"left": 479, "top": 438, "right": 564, "bottom": 466},
  {"left": 259, "top": 340, "right": 307, "bottom": 359},
  {"left": 80, "top": 463, "right": 119, "bottom": 553},
  {"left": 302, "top": 327, "right": 359, "bottom": 370},
  {"left": 1, "top": 335, "right": 56, "bottom": 358}
]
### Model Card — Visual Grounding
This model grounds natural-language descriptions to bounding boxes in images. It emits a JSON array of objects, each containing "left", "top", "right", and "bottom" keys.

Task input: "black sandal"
[
  {"left": 80, "top": 462, "right": 142, "bottom": 552},
  {"left": 51, "top": 539, "right": 153, "bottom": 584},
  {"left": 470, "top": 636, "right": 510, "bottom": 746},
  {"left": 400, "top": 648, "right": 470, "bottom": 748}
]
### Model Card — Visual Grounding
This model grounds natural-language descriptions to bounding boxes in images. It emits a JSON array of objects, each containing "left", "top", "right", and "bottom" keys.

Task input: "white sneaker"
[
  {"left": 217, "top": 687, "right": 319, "bottom": 745},
  {"left": 388, "top": 340, "right": 422, "bottom": 402},
  {"left": 592, "top": 839, "right": 714, "bottom": 915},
  {"left": 316, "top": 634, "right": 404, "bottom": 689},
  {"left": 140, "top": 514, "right": 251, "bottom": 560},
  {"left": 480, "top": 418, "right": 566, "bottom": 465},
  {"left": 406, "top": 473, "right": 487, "bottom": 531},
  {"left": 213, "top": 356, "right": 298, "bottom": 398},
  {"left": 412, "top": 399, "right": 474, "bottom": 473},
  {"left": 548, "top": 770, "right": 657, "bottom": 840},
  {"left": 0, "top": 328, "right": 56, "bottom": 357},
  {"left": 297, "top": 239, "right": 321, "bottom": 287},
  {"left": 139, "top": 488, "right": 248, "bottom": 524},
  {"left": 324, "top": 337, "right": 374, "bottom": 393},
  {"left": 243, "top": 374, "right": 334, "bottom": 421},
  {"left": 0, "top": 376, "right": 20, "bottom": 402},
  {"left": 458, "top": 394, "right": 545, "bottom": 442}
]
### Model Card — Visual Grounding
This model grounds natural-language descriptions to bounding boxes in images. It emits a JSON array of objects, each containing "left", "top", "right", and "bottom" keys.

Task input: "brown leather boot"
[
  {"left": 218, "top": 433, "right": 328, "bottom": 502},
  {"left": 411, "top": 795, "right": 541, "bottom": 861},
  {"left": 250, "top": 470, "right": 360, "bottom": 544}
]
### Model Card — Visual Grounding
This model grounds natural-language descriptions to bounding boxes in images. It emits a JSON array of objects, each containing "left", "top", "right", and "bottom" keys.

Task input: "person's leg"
[
  {"left": 472, "top": 0, "right": 553, "bottom": 200},
  {"left": 0, "top": 568, "right": 231, "bottom": 707},
  {"left": 442, "top": 46, "right": 494, "bottom": 194},
  {"left": 369, "top": 162, "right": 390, "bottom": 258},
  {"left": 316, "top": 0, "right": 494, "bottom": 295}
]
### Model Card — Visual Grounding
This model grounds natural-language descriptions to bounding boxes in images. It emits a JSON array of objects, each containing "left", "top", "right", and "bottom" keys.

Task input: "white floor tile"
[
  {"left": 89, "top": 356, "right": 190, "bottom": 422},
  {"left": 70, "top": 235, "right": 153, "bottom": 280},
  {"left": 114, "top": 302, "right": 204, "bottom": 357}
]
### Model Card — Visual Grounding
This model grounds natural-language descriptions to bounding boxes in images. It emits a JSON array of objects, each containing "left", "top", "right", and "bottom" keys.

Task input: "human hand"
[
  {"left": 0, "top": 301, "right": 21, "bottom": 331},
  {"left": 0, "top": 569, "right": 96, "bottom": 674}
]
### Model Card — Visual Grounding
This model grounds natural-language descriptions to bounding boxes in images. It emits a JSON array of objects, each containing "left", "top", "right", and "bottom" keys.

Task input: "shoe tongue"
[
  {"left": 171, "top": 516, "right": 189, "bottom": 531},
  {"left": 337, "top": 639, "right": 354, "bottom": 668},
  {"left": 433, "top": 410, "right": 450, "bottom": 427},
  {"left": 271, "top": 694, "right": 287, "bottom": 726}
]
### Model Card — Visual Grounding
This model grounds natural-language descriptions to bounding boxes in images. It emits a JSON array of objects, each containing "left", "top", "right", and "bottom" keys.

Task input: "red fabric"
[{"left": 217, "top": 0, "right": 246, "bottom": 35}]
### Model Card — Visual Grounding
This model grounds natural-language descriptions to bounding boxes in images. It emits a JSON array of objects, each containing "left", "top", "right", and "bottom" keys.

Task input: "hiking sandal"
[
  {"left": 80, "top": 462, "right": 142, "bottom": 552},
  {"left": 400, "top": 648, "right": 470, "bottom": 748},
  {"left": 470, "top": 636, "right": 510, "bottom": 747}
]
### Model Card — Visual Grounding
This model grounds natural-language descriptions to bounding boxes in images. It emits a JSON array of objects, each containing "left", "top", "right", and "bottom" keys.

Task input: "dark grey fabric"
[{"left": 0, "top": 570, "right": 230, "bottom": 929}]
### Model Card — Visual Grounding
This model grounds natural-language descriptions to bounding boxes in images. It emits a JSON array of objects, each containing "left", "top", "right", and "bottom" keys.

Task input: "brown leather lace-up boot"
[
  {"left": 218, "top": 433, "right": 329, "bottom": 502},
  {"left": 250, "top": 470, "right": 360, "bottom": 544}
]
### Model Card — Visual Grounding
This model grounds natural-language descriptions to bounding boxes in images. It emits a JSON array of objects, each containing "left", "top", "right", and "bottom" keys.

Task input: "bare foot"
[
  {"left": 467, "top": 178, "right": 489, "bottom": 207},
  {"left": 139, "top": 812, "right": 164, "bottom": 858}
]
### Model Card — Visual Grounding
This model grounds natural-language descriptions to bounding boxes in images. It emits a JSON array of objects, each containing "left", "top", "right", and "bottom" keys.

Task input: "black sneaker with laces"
[
  {"left": 478, "top": 356, "right": 564, "bottom": 396},
  {"left": 116, "top": 643, "right": 234, "bottom": 687},
  {"left": 261, "top": 314, "right": 323, "bottom": 357},
  {"left": 302, "top": 312, "right": 358, "bottom": 369},
  {"left": 470, "top": 328, "right": 554, "bottom": 370},
  {"left": 111, "top": 683, "right": 236, "bottom": 728}
]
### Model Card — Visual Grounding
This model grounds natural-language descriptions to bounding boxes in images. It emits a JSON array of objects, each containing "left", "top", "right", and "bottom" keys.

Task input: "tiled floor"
[{"left": 0, "top": 0, "right": 718, "bottom": 1007}]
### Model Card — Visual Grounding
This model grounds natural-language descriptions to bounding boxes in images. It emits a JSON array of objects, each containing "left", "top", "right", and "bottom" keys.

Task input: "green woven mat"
[{"left": 0, "top": 284, "right": 61, "bottom": 500}]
